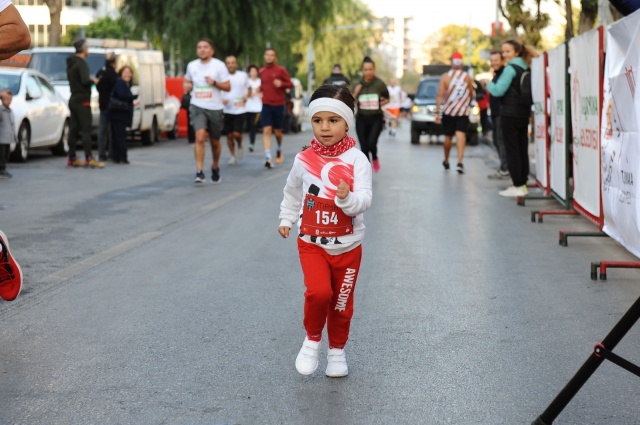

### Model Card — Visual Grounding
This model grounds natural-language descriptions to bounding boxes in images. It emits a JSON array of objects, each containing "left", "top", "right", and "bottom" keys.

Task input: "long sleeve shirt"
[{"left": 259, "top": 64, "right": 293, "bottom": 106}]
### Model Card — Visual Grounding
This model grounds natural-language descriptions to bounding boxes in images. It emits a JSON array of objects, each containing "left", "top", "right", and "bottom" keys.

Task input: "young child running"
[{"left": 278, "top": 84, "right": 373, "bottom": 377}]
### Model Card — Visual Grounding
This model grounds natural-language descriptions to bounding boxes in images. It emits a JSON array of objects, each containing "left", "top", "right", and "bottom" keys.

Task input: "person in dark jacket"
[
  {"left": 109, "top": 66, "right": 138, "bottom": 164},
  {"left": 487, "top": 39, "right": 537, "bottom": 197},
  {"left": 323, "top": 63, "right": 350, "bottom": 86},
  {"left": 486, "top": 51, "right": 509, "bottom": 179},
  {"left": 96, "top": 52, "right": 118, "bottom": 161},
  {"left": 66, "top": 39, "right": 102, "bottom": 168}
]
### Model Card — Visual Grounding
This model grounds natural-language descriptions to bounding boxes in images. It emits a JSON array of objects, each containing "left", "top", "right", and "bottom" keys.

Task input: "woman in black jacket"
[{"left": 109, "top": 66, "right": 138, "bottom": 164}]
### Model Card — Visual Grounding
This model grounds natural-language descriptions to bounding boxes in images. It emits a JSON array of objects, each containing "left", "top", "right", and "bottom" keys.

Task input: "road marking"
[
  {"left": 200, "top": 190, "right": 249, "bottom": 212},
  {"left": 39, "top": 231, "right": 162, "bottom": 284}
]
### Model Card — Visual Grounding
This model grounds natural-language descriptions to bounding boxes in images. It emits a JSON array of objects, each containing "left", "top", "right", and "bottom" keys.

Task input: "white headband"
[{"left": 308, "top": 98, "right": 355, "bottom": 133}]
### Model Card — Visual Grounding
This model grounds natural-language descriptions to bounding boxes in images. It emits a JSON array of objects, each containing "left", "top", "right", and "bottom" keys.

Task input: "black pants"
[
  {"left": 110, "top": 119, "right": 128, "bottom": 162},
  {"left": 356, "top": 113, "right": 383, "bottom": 161},
  {"left": 246, "top": 112, "right": 260, "bottom": 145},
  {"left": 68, "top": 102, "right": 93, "bottom": 159},
  {"left": 0, "top": 145, "right": 9, "bottom": 171},
  {"left": 501, "top": 115, "right": 530, "bottom": 187}
]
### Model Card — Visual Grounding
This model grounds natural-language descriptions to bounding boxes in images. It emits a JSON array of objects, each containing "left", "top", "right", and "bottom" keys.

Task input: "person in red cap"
[{"left": 435, "top": 51, "right": 475, "bottom": 174}]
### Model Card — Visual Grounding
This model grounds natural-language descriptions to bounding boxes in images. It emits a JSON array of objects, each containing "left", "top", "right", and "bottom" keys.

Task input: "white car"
[
  {"left": 161, "top": 93, "right": 180, "bottom": 140},
  {"left": 0, "top": 67, "right": 70, "bottom": 162}
]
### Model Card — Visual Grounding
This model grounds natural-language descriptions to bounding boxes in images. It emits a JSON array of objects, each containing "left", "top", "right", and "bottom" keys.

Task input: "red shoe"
[
  {"left": 372, "top": 158, "right": 381, "bottom": 173},
  {"left": 0, "top": 230, "right": 23, "bottom": 301}
]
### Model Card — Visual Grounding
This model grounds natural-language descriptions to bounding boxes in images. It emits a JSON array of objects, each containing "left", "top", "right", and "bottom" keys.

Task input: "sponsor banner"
[
  {"left": 531, "top": 54, "right": 548, "bottom": 188},
  {"left": 548, "top": 44, "right": 568, "bottom": 201},
  {"left": 601, "top": 12, "right": 640, "bottom": 257},
  {"left": 569, "top": 28, "right": 602, "bottom": 222}
]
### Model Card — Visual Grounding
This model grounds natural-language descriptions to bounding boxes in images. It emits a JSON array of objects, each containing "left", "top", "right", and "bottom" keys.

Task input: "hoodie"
[{"left": 66, "top": 55, "right": 93, "bottom": 104}]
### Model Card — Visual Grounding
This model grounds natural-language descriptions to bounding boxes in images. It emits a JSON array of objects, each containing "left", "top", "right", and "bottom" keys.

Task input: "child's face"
[
  {"left": 1, "top": 92, "right": 12, "bottom": 107},
  {"left": 311, "top": 111, "right": 348, "bottom": 147}
]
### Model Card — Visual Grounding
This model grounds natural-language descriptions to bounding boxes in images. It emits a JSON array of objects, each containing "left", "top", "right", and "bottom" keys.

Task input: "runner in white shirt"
[
  {"left": 222, "top": 55, "right": 250, "bottom": 165},
  {"left": 0, "top": 0, "right": 31, "bottom": 60},
  {"left": 183, "top": 38, "right": 230, "bottom": 184},
  {"left": 245, "top": 65, "right": 262, "bottom": 152},
  {"left": 385, "top": 79, "right": 402, "bottom": 137}
]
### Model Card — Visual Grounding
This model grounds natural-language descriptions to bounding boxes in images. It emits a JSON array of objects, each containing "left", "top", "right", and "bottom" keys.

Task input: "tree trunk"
[
  {"left": 565, "top": 0, "right": 574, "bottom": 41},
  {"left": 578, "top": 0, "right": 598, "bottom": 34},
  {"left": 44, "top": 0, "right": 63, "bottom": 46}
]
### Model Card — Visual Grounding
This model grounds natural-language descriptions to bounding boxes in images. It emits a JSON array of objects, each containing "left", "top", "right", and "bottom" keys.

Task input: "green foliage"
[
  {"left": 61, "top": 16, "right": 144, "bottom": 46},
  {"left": 499, "top": 0, "right": 551, "bottom": 48},
  {"left": 427, "top": 25, "right": 492, "bottom": 74}
]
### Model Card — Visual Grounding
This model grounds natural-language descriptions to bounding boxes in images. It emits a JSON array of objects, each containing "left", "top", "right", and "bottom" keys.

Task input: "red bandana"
[{"left": 310, "top": 135, "right": 357, "bottom": 157}]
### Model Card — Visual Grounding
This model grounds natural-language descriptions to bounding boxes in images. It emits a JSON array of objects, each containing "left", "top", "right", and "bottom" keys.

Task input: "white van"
[{"left": 6, "top": 39, "right": 167, "bottom": 145}]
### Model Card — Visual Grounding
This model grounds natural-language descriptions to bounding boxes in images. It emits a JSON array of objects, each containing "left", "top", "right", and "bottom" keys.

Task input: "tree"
[
  {"left": 499, "top": 0, "right": 551, "bottom": 48},
  {"left": 427, "top": 25, "right": 492, "bottom": 74},
  {"left": 578, "top": 0, "right": 598, "bottom": 34},
  {"left": 43, "top": 0, "right": 63, "bottom": 46},
  {"left": 61, "top": 16, "right": 144, "bottom": 46}
]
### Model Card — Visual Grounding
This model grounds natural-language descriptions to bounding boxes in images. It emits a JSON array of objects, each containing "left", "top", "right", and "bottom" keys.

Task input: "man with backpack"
[{"left": 486, "top": 39, "right": 536, "bottom": 197}]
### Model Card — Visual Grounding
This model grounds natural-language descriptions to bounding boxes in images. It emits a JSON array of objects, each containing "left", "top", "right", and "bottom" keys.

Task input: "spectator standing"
[
  {"left": 322, "top": 63, "right": 350, "bottom": 86},
  {"left": 96, "top": 52, "right": 118, "bottom": 161},
  {"left": 66, "top": 39, "right": 103, "bottom": 168},
  {"left": 222, "top": 55, "right": 249, "bottom": 165},
  {"left": 260, "top": 48, "right": 293, "bottom": 168},
  {"left": 108, "top": 66, "right": 138, "bottom": 164},
  {"left": 183, "top": 38, "right": 231, "bottom": 184},
  {"left": 435, "top": 51, "right": 475, "bottom": 174},
  {"left": 0, "top": 90, "right": 16, "bottom": 179},
  {"left": 245, "top": 64, "right": 262, "bottom": 152},
  {"left": 487, "top": 51, "right": 509, "bottom": 180},
  {"left": 353, "top": 56, "right": 389, "bottom": 173}
]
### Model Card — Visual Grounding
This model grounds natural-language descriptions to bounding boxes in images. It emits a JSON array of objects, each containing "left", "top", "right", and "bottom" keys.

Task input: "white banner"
[
  {"left": 601, "top": 11, "right": 640, "bottom": 257},
  {"left": 569, "top": 28, "right": 602, "bottom": 221},
  {"left": 548, "top": 44, "right": 568, "bottom": 201},
  {"left": 531, "top": 55, "right": 548, "bottom": 188}
]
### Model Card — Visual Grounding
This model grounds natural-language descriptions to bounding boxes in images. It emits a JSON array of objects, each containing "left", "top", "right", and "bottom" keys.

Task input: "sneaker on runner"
[
  {"left": 488, "top": 169, "right": 510, "bottom": 180},
  {"left": 326, "top": 348, "right": 348, "bottom": 377},
  {"left": 295, "top": 337, "right": 320, "bottom": 375},
  {"left": 85, "top": 157, "right": 105, "bottom": 169},
  {"left": 227, "top": 156, "right": 237, "bottom": 166},
  {"left": 275, "top": 150, "right": 284, "bottom": 164},
  {"left": 265, "top": 158, "right": 273, "bottom": 169},
  {"left": 0, "top": 230, "right": 23, "bottom": 302},
  {"left": 442, "top": 161, "right": 450, "bottom": 171},
  {"left": 67, "top": 157, "right": 83, "bottom": 168},
  {"left": 0, "top": 170, "right": 12, "bottom": 179},
  {"left": 211, "top": 168, "right": 221, "bottom": 184},
  {"left": 248, "top": 144, "right": 254, "bottom": 153},
  {"left": 372, "top": 158, "right": 381, "bottom": 173},
  {"left": 456, "top": 163, "right": 464, "bottom": 174},
  {"left": 237, "top": 146, "right": 244, "bottom": 160},
  {"left": 194, "top": 170, "right": 206, "bottom": 184}
]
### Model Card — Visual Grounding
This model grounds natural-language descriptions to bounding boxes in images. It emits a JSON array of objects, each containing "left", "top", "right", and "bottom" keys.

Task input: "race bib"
[
  {"left": 233, "top": 97, "right": 244, "bottom": 108},
  {"left": 194, "top": 85, "right": 213, "bottom": 100},
  {"left": 300, "top": 195, "right": 354, "bottom": 237},
  {"left": 359, "top": 94, "right": 380, "bottom": 110}
]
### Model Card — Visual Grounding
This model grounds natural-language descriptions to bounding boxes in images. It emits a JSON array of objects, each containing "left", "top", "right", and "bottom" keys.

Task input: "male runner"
[{"left": 222, "top": 55, "right": 249, "bottom": 165}]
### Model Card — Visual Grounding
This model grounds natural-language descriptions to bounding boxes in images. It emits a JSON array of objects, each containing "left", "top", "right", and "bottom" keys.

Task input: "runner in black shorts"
[{"left": 441, "top": 115, "right": 469, "bottom": 137}]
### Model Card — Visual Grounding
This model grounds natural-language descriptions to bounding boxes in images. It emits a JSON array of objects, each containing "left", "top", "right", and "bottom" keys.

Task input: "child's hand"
[
  {"left": 279, "top": 226, "right": 290, "bottom": 238},
  {"left": 336, "top": 180, "right": 350, "bottom": 200}
]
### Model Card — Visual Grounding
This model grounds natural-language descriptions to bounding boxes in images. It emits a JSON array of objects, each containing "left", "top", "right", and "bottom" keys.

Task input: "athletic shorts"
[
  {"left": 222, "top": 112, "right": 246, "bottom": 135},
  {"left": 190, "top": 105, "right": 224, "bottom": 140},
  {"left": 441, "top": 114, "right": 469, "bottom": 136},
  {"left": 260, "top": 104, "right": 285, "bottom": 130},
  {"left": 385, "top": 107, "right": 400, "bottom": 118}
]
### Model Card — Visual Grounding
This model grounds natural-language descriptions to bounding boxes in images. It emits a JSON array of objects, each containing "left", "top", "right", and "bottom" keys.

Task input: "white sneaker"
[
  {"left": 237, "top": 146, "right": 244, "bottom": 160},
  {"left": 499, "top": 185, "right": 527, "bottom": 197},
  {"left": 325, "top": 348, "right": 348, "bottom": 377},
  {"left": 295, "top": 337, "right": 320, "bottom": 375},
  {"left": 227, "top": 156, "right": 237, "bottom": 166}
]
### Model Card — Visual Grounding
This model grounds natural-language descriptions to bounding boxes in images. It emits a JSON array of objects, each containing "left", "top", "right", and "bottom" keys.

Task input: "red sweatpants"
[{"left": 297, "top": 238, "right": 362, "bottom": 349}]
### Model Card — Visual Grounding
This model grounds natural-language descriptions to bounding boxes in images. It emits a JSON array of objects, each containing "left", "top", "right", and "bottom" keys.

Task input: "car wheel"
[
  {"left": 10, "top": 121, "right": 30, "bottom": 162},
  {"left": 141, "top": 117, "right": 158, "bottom": 146},
  {"left": 51, "top": 119, "right": 70, "bottom": 156},
  {"left": 167, "top": 115, "right": 178, "bottom": 140}
]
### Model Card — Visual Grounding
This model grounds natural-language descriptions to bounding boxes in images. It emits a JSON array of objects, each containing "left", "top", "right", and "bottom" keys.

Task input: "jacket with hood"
[{"left": 66, "top": 55, "right": 93, "bottom": 104}]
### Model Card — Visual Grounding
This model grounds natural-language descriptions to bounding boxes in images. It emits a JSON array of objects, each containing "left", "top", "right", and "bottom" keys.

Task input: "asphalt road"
[{"left": 1, "top": 123, "right": 639, "bottom": 425}]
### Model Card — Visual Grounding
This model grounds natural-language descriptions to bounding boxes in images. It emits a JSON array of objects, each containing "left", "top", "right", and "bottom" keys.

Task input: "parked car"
[
  {"left": 410, "top": 76, "right": 480, "bottom": 145},
  {"left": 0, "top": 67, "right": 70, "bottom": 162},
  {"left": 161, "top": 93, "right": 180, "bottom": 139}
]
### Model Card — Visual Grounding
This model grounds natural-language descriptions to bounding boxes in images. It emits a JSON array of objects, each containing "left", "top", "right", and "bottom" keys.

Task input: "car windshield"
[
  {"left": 0, "top": 74, "right": 21, "bottom": 95},
  {"left": 29, "top": 52, "right": 106, "bottom": 82},
  {"left": 417, "top": 80, "right": 438, "bottom": 99}
]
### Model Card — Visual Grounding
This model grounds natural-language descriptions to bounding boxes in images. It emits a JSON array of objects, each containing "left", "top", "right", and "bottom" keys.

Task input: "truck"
[{"left": 410, "top": 64, "right": 479, "bottom": 145}]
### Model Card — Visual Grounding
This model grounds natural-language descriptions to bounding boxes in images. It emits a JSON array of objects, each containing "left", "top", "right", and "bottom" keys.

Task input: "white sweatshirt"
[{"left": 279, "top": 146, "right": 373, "bottom": 255}]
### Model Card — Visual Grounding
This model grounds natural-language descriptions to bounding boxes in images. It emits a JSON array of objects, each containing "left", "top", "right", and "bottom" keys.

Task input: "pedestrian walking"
[
  {"left": 222, "top": 55, "right": 249, "bottom": 165},
  {"left": 108, "top": 66, "right": 137, "bottom": 164},
  {"left": 278, "top": 84, "right": 372, "bottom": 378},
  {"left": 0, "top": 0, "right": 30, "bottom": 60},
  {"left": 487, "top": 40, "right": 538, "bottom": 197},
  {"left": 385, "top": 78, "right": 402, "bottom": 137},
  {"left": 322, "top": 63, "right": 350, "bottom": 86},
  {"left": 66, "top": 39, "right": 103, "bottom": 169},
  {"left": 0, "top": 90, "right": 17, "bottom": 179},
  {"left": 96, "top": 52, "right": 118, "bottom": 162},
  {"left": 0, "top": 229, "right": 22, "bottom": 301},
  {"left": 352, "top": 56, "right": 389, "bottom": 173},
  {"left": 245, "top": 64, "right": 262, "bottom": 152},
  {"left": 183, "top": 38, "right": 230, "bottom": 184},
  {"left": 486, "top": 51, "right": 510, "bottom": 180},
  {"left": 260, "top": 48, "right": 293, "bottom": 168},
  {"left": 435, "top": 51, "right": 475, "bottom": 174}
]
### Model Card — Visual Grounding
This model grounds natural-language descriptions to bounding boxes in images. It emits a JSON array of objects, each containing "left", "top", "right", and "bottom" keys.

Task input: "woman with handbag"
[{"left": 109, "top": 65, "right": 138, "bottom": 164}]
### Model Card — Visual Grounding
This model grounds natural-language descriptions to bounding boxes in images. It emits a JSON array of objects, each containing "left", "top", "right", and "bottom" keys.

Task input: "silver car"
[{"left": 0, "top": 67, "right": 70, "bottom": 162}]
